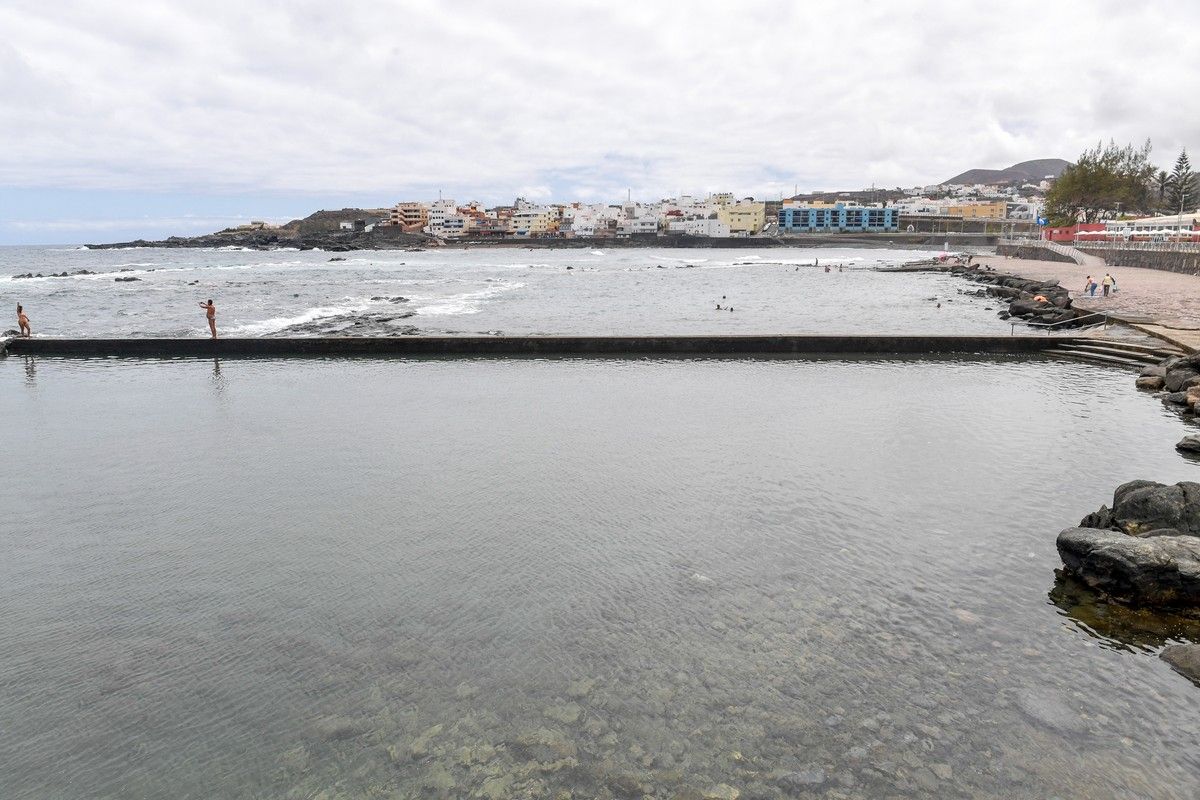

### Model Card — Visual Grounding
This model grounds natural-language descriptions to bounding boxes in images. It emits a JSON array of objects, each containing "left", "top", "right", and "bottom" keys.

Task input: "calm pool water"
[{"left": 2, "top": 355, "right": 1198, "bottom": 799}]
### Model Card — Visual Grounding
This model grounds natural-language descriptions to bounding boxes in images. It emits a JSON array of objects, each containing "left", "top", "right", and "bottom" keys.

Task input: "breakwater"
[{"left": 3, "top": 334, "right": 1084, "bottom": 359}]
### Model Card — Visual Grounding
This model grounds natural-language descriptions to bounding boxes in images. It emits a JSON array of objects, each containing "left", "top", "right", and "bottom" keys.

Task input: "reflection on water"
[
  {"left": 1, "top": 356, "right": 1200, "bottom": 799},
  {"left": 1049, "top": 572, "right": 1200, "bottom": 651}
]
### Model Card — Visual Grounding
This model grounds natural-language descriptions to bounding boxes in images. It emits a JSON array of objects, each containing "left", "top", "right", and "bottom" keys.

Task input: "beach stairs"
[{"left": 1044, "top": 339, "right": 1182, "bottom": 368}]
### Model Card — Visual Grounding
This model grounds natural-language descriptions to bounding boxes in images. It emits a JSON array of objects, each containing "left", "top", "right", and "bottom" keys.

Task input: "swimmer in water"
[
  {"left": 17, "top": 304, "right": 31, "bottom": 337},
  {"left": 199, "top": 299, "right": 217, "bottom": 338}
]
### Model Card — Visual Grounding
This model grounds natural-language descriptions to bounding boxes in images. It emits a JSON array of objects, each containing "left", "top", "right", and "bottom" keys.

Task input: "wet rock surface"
[
  {"left": 269, "top": 310, "right": 420, "bottom": 337},
  {"left": 1057, "top": 526, "right": 1200, "bottom": 606},
  {"left": 1160, "top": 644, "right": 1200, "bottom": 685}
]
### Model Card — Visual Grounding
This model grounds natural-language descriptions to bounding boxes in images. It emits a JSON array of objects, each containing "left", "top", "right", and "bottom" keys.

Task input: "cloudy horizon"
[{"left": 2, "top": 0, "right": 1197, "bottom": 245}]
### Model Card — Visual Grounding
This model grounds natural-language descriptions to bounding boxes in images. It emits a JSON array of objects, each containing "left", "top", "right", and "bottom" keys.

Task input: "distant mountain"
[{"left": 942, "top": 158, "right": 1071, "bottom": 186}]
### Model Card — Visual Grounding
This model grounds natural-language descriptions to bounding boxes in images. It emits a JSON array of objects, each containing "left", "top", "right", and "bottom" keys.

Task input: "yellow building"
[
  {"left": 718, "top": 201, "right": 766, "bottom": 234},
  {"left": 945, "top": 201, "right": 1007, "bottom": 219},
  {"left": 511, "top": 208, "right": 559, "bottom": 237}
]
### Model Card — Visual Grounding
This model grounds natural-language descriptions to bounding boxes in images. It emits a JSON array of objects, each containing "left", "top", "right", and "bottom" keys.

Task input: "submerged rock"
[
  {"left": 776, "top": 768, "right": 825, "bottom": 792},
  {"left": 1014, "top": 687, "right": 1087, "bottom": 734},
  {"left": 311, "top": 715, "right": 369, "bottom": 741},
  {"left": 1057, "top": 527, "right": 1200, "bottom": 606},
  {"left": 1160, "top": 644, "right": 1200, "bottom": 685},
  {"left": 542, "top": 702, "right": 582, "bottom": 725},
  {"left": 509, "top": 727, "right": 577, "bottom": 764}
]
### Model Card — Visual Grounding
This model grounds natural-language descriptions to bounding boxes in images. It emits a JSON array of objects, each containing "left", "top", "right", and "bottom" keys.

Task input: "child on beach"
[
  {"left": 17, "top": 304, "right": 30, "bottom": 337},
  {"left": 199, "top": 299, "right": 217, "bottom": 338}
]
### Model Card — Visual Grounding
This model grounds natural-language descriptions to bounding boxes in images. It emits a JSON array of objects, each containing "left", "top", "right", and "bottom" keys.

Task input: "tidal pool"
[{"left": 2, "top": 355, "right": 1198, "bottom": 799}]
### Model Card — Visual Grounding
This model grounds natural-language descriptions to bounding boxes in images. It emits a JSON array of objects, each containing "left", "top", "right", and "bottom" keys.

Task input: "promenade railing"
[{"left": 1071, "top": 240, "right": 1200, "bottom": 253}]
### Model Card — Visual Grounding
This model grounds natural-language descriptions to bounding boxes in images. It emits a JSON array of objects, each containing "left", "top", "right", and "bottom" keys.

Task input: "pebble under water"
[{"left": 2, "top": 355, "right": 1199, "bottom": 800}]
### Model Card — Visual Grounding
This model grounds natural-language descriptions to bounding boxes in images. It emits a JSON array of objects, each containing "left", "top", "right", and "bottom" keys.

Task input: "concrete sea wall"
[
  {"left": 1000, "top": 243, "right": 1200, "bottom": 275},
  {"left": 5, "top": 335, "right": 1085, "bottom": 359},
  {"left": 1075, "top": 248, "right": 1200, "bottom": 275},
  {"left": 996, "top": 244, "right": 1078, "bottom": 264}
]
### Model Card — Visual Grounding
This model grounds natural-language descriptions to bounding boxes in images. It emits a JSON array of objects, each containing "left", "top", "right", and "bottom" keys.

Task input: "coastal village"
[
  {"left": 329, "top": 178, "right": 1051, "bottom": 240},
  {"left": 218, "top": 154, "right": 1200, "bottom": 248}
]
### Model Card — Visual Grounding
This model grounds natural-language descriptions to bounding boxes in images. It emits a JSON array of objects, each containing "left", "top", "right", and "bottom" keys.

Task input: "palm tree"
[{"left": 1156, "top": 169, "right": 1171, "bottom": 208}]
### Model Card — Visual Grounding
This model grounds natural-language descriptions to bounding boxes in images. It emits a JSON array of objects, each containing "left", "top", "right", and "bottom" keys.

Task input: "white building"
[
  {"left": 666, "top": 218, "right": 730, "bottom": 237},
  {"left": 617, "top": 214, "right": 660, "bottom": 236},
  {"left": 424, "top": 199, "right": 470, "bottom": 238}
]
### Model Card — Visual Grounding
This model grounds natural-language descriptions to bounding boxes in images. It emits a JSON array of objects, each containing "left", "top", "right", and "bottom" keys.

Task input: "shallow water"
[
  {"left": 0, "top": 245, "right": 1013, "bottom": 338},
  {"left": 2, "top": 355, "right": 1199, "bottom": 799}
]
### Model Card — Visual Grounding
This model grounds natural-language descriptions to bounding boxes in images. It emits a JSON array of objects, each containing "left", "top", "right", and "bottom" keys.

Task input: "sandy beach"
[{"left": 977, "top": 254, "right": 1200, "bottom": 333}]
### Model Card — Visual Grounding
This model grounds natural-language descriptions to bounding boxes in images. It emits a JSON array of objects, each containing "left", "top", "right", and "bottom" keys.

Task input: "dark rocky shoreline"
[
  {"left": 85, "top": 229, "right": 988, "bottom": 252},
  {"left": 900, "top": 261, "right": 1101, "bottom": 329},
  {"left": 85, "top": 228, "right": 436, "bottom": 252},
  {"left": 1055, "top": 346, "right": 1200, "bottom": 685}
]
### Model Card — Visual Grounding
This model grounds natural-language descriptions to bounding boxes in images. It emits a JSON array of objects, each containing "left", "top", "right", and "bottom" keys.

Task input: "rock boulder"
[
  {"left": 1164, "top": 368, "right": 1200, "bottom": 392},
  {"left": 1057, "top": 527, "right": 1200, "bottom": 606},
  {"left": 1090, "top": 480, "right": 1200, "bottom": 536},
  {"left": 1160, "top": 644, "right": 1200, "bottom": 685}
]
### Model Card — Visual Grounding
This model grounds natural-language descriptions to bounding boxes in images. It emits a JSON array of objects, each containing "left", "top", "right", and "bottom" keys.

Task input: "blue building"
[{"left": 778, "top": 203, "right": 897, "bottom": 233}]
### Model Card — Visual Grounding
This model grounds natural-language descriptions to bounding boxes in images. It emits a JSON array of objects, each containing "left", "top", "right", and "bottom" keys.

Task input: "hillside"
[
  {"left": 942, "top": 158, "right": 1070, "bottom": 186},
  {"left": 279, "top": 207, "right": 392, "bottom": 234}
]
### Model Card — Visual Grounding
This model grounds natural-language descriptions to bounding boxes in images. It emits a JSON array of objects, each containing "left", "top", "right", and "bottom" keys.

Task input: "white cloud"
[{"left": 1, "top": 0, "right": 1198, "bottom": 205}]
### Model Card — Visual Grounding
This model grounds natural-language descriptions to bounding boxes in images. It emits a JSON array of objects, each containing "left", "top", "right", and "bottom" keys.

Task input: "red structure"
[{"left": 1043, "top": 223, "right": 1104, "bottom": 242}]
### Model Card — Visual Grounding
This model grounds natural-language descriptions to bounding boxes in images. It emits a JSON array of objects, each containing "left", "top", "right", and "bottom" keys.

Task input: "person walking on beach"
[
  {"left": 1102, "top": 273, "right": 1114, "bottom": 297},
  {"left": 199, "top": 299, "right": 217, "bottom": 338},
  {"left": 16, "top": 304, "right": 31, "bottom": 337}
]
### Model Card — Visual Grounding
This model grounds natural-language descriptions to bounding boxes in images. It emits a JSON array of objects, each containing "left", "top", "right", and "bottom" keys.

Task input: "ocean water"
[
  {"left": 2, "top": 355, "right": 1199, "bottom": 799},
  {"left": 0, "top": 245, "right": 1014, "bottom": 338}
]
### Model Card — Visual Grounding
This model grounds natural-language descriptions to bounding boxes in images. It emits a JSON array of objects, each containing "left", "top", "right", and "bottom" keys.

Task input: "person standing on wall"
[
  {"left": 199, "top": 299, "right": 217, "bottom": 338},
  {"left": 17, "top": 304, "right": 31, "bottom": 337}
]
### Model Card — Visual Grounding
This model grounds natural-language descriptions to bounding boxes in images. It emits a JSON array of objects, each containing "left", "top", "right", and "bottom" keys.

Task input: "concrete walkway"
[{"left": 979, "top": 254, "right": 1200, "bottom": 351}]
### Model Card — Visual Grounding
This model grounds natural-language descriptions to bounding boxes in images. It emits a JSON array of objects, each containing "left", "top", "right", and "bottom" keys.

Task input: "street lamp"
[{"left": 1179, "top": 189, "right": 1190, "bottom": 243}]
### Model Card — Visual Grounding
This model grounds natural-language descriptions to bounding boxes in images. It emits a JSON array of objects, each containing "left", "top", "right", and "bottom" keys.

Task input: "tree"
[
  {"left": 1155, "top": 169, "right": 1171, "bottom": 207},
  {"left": 1044, "top": 139, "right": 1156, "bottom": 225},
  {"left": 1168, "top": 149, "right": 1198, "bottom": 213}
]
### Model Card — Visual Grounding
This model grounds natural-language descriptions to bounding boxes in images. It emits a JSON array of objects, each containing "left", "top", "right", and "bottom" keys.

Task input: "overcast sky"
[{"left": 2, "top": 0, "right": 1198, "bottom": 244}]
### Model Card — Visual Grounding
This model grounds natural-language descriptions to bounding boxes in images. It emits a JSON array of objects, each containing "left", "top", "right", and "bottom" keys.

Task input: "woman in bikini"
[
  {"left": 199, "top": 299, "right": 217, "bottom": 338},
  {"left": 17, "top": 304, "right": 31, "bottom": 337}
]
